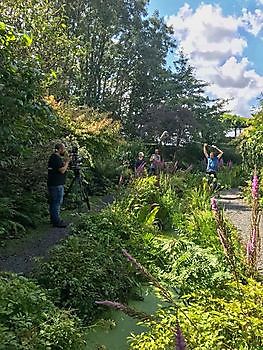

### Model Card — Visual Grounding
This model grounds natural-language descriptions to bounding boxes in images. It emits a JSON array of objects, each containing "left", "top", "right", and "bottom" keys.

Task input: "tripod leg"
[
  {"left": 79, "top": 178, "right": 91, "bottom": 210},
  {"left": 64, "top": 177, "right": 76, "bottom": 199}
]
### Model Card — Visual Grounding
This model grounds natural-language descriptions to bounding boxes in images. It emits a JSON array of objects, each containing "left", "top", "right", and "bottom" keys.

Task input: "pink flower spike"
[
  {"left": 251, "top": 228, "right": 257, "bottom": 247},
  {"left": 211, "top": 197, "right": 218, "bottom": 211},
  {"left": 95, "top": 300, "right": 125, "bottom": 310},
  {"left": 252, "top": 172, "right": 259, "bottom": 199},
  {"left": 176, "top": 321, "right": 187, "bottom": 350},
  {"left": 246, "top": 241, "right": 254, "bottom": 260}
]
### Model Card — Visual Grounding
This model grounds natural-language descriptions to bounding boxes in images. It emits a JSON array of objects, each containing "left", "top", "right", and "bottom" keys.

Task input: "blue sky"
[{"left": 148, "top": 0, "right": 263, "bottom": 116}]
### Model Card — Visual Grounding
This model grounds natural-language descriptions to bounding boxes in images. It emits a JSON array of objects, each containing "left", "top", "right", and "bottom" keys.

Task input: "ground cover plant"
[
  {"left": 33, "top": 209, "right": 145, "bottom": 323},
  {"left": 0, "top": 273, "right": 85, "bottom": 350}
]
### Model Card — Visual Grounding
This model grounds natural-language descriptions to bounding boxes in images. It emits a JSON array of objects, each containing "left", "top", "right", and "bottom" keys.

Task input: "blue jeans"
[{"left": 48, "top": 185, "right": 64, "bottom": 225}]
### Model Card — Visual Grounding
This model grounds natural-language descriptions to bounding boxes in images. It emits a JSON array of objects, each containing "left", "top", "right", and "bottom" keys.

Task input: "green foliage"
[
  {"left": 159, "top": 238, "right": 231, "bottom": 294},
  {"left": 34, "top": 211, "right": 138, "bottom": 322},
  {"left": 242, "top": 167, "right": 263, "bottom": 208},
  {"left": 130, "top": 280, "right": 263, "bottom": 349},
  {"left": 239, "top": 113, "right": 263, "bottom": 170},
  {"left": 222, "top": 113, "right": 249, "bottom": 135},
  {"left": 120, "top": 174, "right": 194, "bottom": 231},
  {"left": 0, "top": 273, "right": 85, "bottom": 349},
  {"left": 0, "top": 0, "right": 81, "bottom": 98},
  {"left": 217, "top": 165, "right": 245, "bottom": 189}
]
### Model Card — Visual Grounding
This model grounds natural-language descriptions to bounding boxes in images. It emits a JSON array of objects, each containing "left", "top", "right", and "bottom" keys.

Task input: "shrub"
[
  {"left": 160, "top": 238, "right": 231, "bottom": 294},
  {"left": 34, "top": 215, "right": 137, "bottom": 322},
  {"left": 217, "top": 165, "right": 245, "bottom": 189},
  {"left": 0, "top": 273, "right": 85, "bottom": 350},
  {"left": 129, "top": 280, "right": 263, "bottom": 350}
]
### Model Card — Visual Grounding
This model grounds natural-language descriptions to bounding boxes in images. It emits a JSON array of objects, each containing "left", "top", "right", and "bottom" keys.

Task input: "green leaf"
[
  {"left": 0, "top": 22, "right": 6, "bottom": 31},
  {"left": 22, "top": 33, "right": 33, "bottom": 46},
  {"left": 50, "top": 69, "right": 57, "bottom": 79}
]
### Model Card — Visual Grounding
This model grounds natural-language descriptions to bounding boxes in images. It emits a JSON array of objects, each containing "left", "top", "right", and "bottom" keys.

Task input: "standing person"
[
  {"left": 135, "top": 152, "right": 146, "bottom": 177},
  {"left": 203, "top": 143, "right": 224, "bottom": 177},
  {"left": 149, "top": 149, "right": 161, "bottom": 175},
  {"left": 47, "top": 143, "right": 70, "bottom": 228}
]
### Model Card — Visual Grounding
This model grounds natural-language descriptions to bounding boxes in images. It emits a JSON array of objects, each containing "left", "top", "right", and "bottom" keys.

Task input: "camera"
[{"left": 69, "top": 146, "right": 82, "bottom": 171}]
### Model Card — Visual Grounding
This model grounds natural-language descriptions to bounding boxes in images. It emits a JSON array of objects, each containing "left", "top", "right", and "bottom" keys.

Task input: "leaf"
[
  {"left": 145, "top": 206, "right": 159, "bottom": 226},
  {"left": 0, "top": 22, "right": 6, "bottom": 31},
  {"left": 50, "top": 69, "right": 57, "bottom": 79},
  {"left": 22, "top": 33, "right": 33, "bottom": 47}
]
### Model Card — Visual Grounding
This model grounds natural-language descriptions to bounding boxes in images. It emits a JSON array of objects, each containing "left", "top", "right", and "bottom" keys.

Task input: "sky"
[{"left": 148, "top": 0, "right": 263, "bottom": 117}]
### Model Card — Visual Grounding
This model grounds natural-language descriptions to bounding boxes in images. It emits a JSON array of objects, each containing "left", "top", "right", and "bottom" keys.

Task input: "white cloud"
[
  {"left": 240, "top": 8, "right": 263, "bottom": 36},
  {"left": 167, "top": 3, "right": 263, "bottom": 116}
]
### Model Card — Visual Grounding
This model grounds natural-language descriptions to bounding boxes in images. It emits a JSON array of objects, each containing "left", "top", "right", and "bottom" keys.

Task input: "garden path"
[
  {"left": 0, "top": 195, "right": 114, "bottom": 275},
  {"left": 219, "top": 188, "right": 263, "bottom": 271}
]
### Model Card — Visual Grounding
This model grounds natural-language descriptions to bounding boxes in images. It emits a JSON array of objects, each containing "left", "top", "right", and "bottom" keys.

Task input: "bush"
[
  {"left": 34, "top": 213, "right": 138, "bottom": 322},
  {"left": 129, "top": 280, "right": 263, "bottom": 350},
  {"left": 0, "top": 273, "right": 85, "bottom": 350},
  {"left": 217, "top": 165, "right": 245, "bottom": 189},
  {"left": 159, "top": 238, "right": 231, "bottom": 294}
]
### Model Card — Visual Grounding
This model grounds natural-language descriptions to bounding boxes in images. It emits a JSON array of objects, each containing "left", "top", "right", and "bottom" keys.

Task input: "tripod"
[{"left": 64, "top": 167, "right": 90, "bottom": 210}]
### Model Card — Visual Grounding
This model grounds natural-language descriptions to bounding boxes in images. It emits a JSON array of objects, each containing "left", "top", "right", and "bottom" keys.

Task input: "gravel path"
[
  {"left": 0, "top": 226, "right": 70, "bottom": 275},
  {"left": 0, "top": 195, "right": 115, "bottom": 276},
  {"left": 218, "top": 189, "right": 263, "bottom": 271}
]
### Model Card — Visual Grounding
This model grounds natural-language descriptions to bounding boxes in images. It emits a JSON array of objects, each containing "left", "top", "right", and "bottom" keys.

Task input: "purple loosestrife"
[
  {"left": 175, "top": 321, "right": 187, "bottom": 350},
  {"left": 227, "top": 160, "right": 233, "bottom": 169},
  {"left": 246, "top": 241, "right": 254, "bottom": 263},
  {"left": 252, "top": 171, "right": 259, "bottom": 199},
  {"left": 251, "top": 228, "right": 257, "bottom": 247},
  {"left": 122, "top": 249, "right": 173, "bottom": 303},
  {"left": 95, "top": 300, "right": 152, "bottom": 321},
  {"left": 211, "top": 197, "right": 228, "bottom": 254},
  {"left": 211, "top": 197, "right": 218, "bottom": 212},
  {"left": 247, "top": 170, "right": 261, "bottom": 270},
  {"left": 211, "top": 197, "right": 236, "bottom": 272}
]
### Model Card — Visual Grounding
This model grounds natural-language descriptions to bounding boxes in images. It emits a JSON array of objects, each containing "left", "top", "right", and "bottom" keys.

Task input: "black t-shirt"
[
  {"left": 135, "top": 159, "right": 146, "bottom": 169},
  {"left": 47, "top": 153, "right": 66, "bottom": 186}
]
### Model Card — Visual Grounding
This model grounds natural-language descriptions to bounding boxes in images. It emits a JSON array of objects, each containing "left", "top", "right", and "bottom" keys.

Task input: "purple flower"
[
  {"left": 176, "top": 321, "right": 186, "bottom": 350},
  {"left": 252, "top": 172, "right": 259, "bottom": 199},
  {"left": 122, "top": 249, "right": 173, "bottom": 303},
  {"left": 211, "top": 197, "right": 218, "bottom": 212},
  {"left": 122, "top": 249, "right": 143, "bottom": 270},
  {"left": 95, "top": 300, "right": 152, "bottom": 321},
  {"left": 246, "top": 241, "right": 254, "bottom": 261},
  {"left": 95, "top": 300, "right": 125, "bottom": 310},
  {"left": 227, "top": 160, "right": 233, "bottom": 169},
  {"left": 251, "top": 228, "right": 257, "bottom": 247}
]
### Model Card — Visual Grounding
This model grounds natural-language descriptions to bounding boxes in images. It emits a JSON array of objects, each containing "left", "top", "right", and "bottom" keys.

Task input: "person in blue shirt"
[{"left": 203, "top": 143, "right": 224, "bottom": 177}]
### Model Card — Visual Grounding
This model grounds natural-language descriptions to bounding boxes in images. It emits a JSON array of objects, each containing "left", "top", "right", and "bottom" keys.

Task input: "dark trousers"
[
  {"left": 206, "top": 171, "right": 217, "bottom": 178},
  {"left": 48, "top": 185, "right": 64, "bottom": 224}
]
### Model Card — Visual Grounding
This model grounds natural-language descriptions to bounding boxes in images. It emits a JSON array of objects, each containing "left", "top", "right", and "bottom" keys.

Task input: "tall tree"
[
  {"left": 0, "top": 0, "right": 82, "bottom": 99},
  {"left": 141, "top": 53, "right": 226, "bottom": 145}
]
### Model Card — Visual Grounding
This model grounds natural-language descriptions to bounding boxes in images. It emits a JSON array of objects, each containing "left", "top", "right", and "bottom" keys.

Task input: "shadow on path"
[{"left": 0, "top": 194, "right": 115, "bottom": 275}]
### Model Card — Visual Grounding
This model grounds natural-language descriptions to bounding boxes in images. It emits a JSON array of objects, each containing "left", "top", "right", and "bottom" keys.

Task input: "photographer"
[{"left": 47, "top": 143, "right": 70, "bottom": 228}]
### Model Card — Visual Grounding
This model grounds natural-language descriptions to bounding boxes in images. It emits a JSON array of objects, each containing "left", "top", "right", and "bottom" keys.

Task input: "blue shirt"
[{"left": 207, "top": 157, "right": 219, "bottom": 172}]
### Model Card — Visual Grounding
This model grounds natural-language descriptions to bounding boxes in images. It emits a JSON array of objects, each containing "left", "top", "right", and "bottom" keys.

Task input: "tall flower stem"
[
  {"left": 122, "top": 249, "right": 197, "bottom": 331},
  {"left": 211, "top": 197, "right": 238, "bottom": 279},
  {"left": 95, "top": 300, "right": 153, "bottom": 321},
  {"left": 211, "top": 197, "right": 248, "bottom": 316},
  {"left": 247, "top": 169, "right": 261, "bottom": 272}
]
